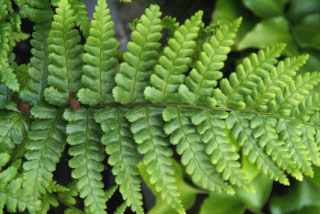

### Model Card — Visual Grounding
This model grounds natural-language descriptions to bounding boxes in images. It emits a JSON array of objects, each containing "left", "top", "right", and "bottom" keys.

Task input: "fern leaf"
[
  {"left": 0, "top": 155, "right": 40, "bottom": 213},
  {"left": 0, "top": 84, "right": 12, "bottom": 109},
  {"left": 69, "top": 0, "right": 90, "bottom": 38},
  {"left": 0, "top": 23, "right": 19, "bottom": 91},
  {"left": 19, "top": 0, "right": 53, "bottom": 23},
  {"left": 162, "top": 16, "right": 179, "bottom": 36},
  {"left": 144, "top": 11, "right": 203, "bottom": 104},
  {"left": 163, "top": 106, "right": 234, "bottom": 193},
  {"left": 0, "top": 111, "right": 29, "bottom": 152},
  {"left": 44, "top": 0, "right": 83, "bottom": 106},
  {"left": 276, "top": 119, "right": 313, "bottom": 176},
  {"left": 227, "top": 112, "right": 289, "bottom": 185},
  {"left": 23, "top": 105, "right": 66, "bottom": 197},
  {"left": 246, "top": 55, "right": 309, "bottom": 111},
  {"left": 270, "top": 73, "right": 320, "bottom": 116},
  {"left": 126, "top": 106, "right": 185, "bottom": 213},
  {"left": 178, "top": 19, "right": 241, "bottom": 107},
  {"left": 191, "top": 110, "right": 252, "bottom": 191},
  {"left": 250, "top": 116, "right": 303, "bottom": 180},
  {"left": 94, "top": 107, "right": 144, "bottom": 214},
  {"left": 114, "top": 202, "right": 128, "bottom": 214},
  {"left": 215, "top": 44, "right": 285, "bottom": 110},
  {"left": 77, "top": 0, "right": 119, "bottom": 106},
  {"left": 113, "top": 4, "right": 162, "bottom": 104},
  {"left": 20, "top": 22, "right": 51, "bottom": 105},
  {"left": 64, "top": 108, "right": 106, "bottom": 214}
]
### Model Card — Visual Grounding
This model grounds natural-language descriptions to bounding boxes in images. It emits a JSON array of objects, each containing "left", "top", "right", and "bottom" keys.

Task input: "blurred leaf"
[
  {"left": 242, "top": 0, "right": 289, "bottom": 18},
  {"left": 287, "top": 0, "right": 320, "bottom": 23},
  {"left": 299, "top": 50, "right": 320, "bottom": 73},
  {"left": 292, "top": 14, "right": 320, "bottom": 50},
  {"left": 200, "top": 192, "right": 246, "bottom": 214},
  {"left": 238, "top": 155, "right": 273, "bottom": 213},
  {"left": 138, "top": 160, "right": 201, "bottom": 214},
  {"left": 270, "top": 179, "right": 320, "bottom": 214},
  {"left": 212, "top": 0, "right": 258, "bottom": 46},
  {"left": 238, "top": 16, "right": 298, "bottom": 56}
]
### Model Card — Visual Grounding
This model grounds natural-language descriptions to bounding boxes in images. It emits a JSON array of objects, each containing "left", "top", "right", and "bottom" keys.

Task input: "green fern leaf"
[
  {"left": 0, "top": 111, "right": 29, "bottom": 152},
  {"left": 270, "top": 73, "right": 320, "bottom": 116},
  {"left": 23, "top": 105, "right": 66, "bottom": 197},
  {"left": 44, "top": 0, "right": 83, "bottom": 106},
  {"left": 250, "top": 116, "right": 303, "bottom": 180},
  {"left": 215, "top": 44, "right": 285, "bottom": 110},
  {"left": 94, "top": 107, "right": 144, "bottom": 214},
  {"left": 114, "top": 202, "right": 128, "bottom": 214},
  {"left": 191, "top": 110, "right": 252, "bottom": 191},
  {"left": 19, "top": 0, "right": 53, "bottom": 23},
  {"left": 0, "top": 23, "right": 19, "bottom": 91},
  {"left": 0, "top": 84, "right": 12, "bottom": 109},
  {"left": 64, "top": 107, "right": 106, "bottom": 214},
  {"left": 20, "top": 22, "right": 51, "bottom": 105},
  {"left": 113, "top": 4, "right": 162, "bottom": 104},
  {"left": 246, "top": 55, "right": 309, "bottom": 111},
  {"left": 227, "top": 112, "right": 289, "bottom": 185},
  {"left": 162, "top": 16, "right": 180, "bottom": 36},
  {"left": 126, "top": 106, "right": 185, "bottom": 213},
  {"left": 77, "top": 0, "right": 119, "bottom": 106},
  {"left": 0, "top": 155, "right": 40, "bottom": 213},
  {"left": 163, "top": 106, "right": 234, "bottom": 193},
  {"left": 178, "top": 18, "right": 241, "bottom": 107},
  {"left": 144, "top": 11, "right": 203, "bottom": 104},
  {"left": 69, "top": 0, "right": 90, "bottom": 38}
]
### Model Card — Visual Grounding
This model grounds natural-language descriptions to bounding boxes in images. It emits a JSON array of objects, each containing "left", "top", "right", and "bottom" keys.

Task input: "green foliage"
[
  {"left": 44, "top": 0, "right": 83, "bottom": 106},
  {"left": 0, "top": 111, "right": 29, "bottom": 153},
  {"left": 113, "top": 4, "right": 162, "bottom": 104},
  {"left": 126, "top": 106, "right": 184, "bottom": 212},
  {"left": 23, "top": 105, "right": 66, "bottom": 197},
  {"left": 1, "top": 0, "right": 320, "bottom": 213},
  {"left": 94, "top": 107, "right": 143, "bottom": 214},
  {"left": 20, "top": 22, "right": 51, "bottom": 105},
  {"left": 0, "top": 153, "right": 40, "bottom": 213},
  {"left": 144, "top": 11, "right": 203, "bottom": 103},
  {"left": 78, "top": 0, "right": 119, "bottom": 106},
  {"left": 64, "top": 108, "right": 106, "bottom": 214}
]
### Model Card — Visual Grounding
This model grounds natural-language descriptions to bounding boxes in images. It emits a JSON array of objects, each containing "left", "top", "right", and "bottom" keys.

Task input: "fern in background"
[{"left": 0, "top": 0, "right": 320, "bottom": 213}]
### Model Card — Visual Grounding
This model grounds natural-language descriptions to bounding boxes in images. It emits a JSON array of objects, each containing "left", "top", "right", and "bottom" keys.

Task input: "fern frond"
[
  {"left": 0, "top": 154, "right": 40, "bottom": 213},
  {"left": 44, "top": 0, "right": 83, "bottom": 106},
  {"left": 144, "top": 11, "right": 203, "bottom": 104},
  {"left": 114, "top": 202, "right": 128, "bottom": 214},
  {"left": 250, "top": 116, "right": 303, "bottom": 180},
  {"left": 162, "top": 16, "right": 179, "bottom": 36},
  {"left": 179, "top": 18, "right": 240, "bottom": 107},
  {"left": 215, "top": 44, "right": 285, "bottom": 110},
  {"left": 0, "top": 111, "right": 29, "bottom": 153},
  {"left": 246, "top": 56, "right": 309, "bottom": 111},
  {"left": 20, "top": 22, "right": 51, "bottom": 105},
  {"left": 0, "top": 23, "right": 19, "bottom": 91},
  {"left": 77, "top": 0, "right": 119, "bottom": 106},
  {"left": 270, "top": 73, "right": 320, "bottom": 116},
  {"left": 19, "top": 0, "right": 53, "bottom": 23},
  {"left": 276, "top": 119, "right": 313, "bottom": 176},
  {"left": 126, "top": 106, "right": 185, "bottom": 213},
  {"left": 23, "top": 105, "right": 66, "bottom": 197},
  {"left": 0, "top": 84, "right": 12, "bottom": 109},
  {"left": 227, "top": 112, "right": 289, "bottom": 185},
  {"left": 191, "top": 110, "right": 252, "bottom": 191},
  {"left": 64, "top": 108, "right": 106, "bottom": 214},
  {"left": 113, "top": 4, "right": 162, "bottom": 104},
  {"left": 94, "top": 107, "right": 144, "bottom": 214},
  {"left": 69, "top": 0, "right": 90, "bottom": 38},
  {"left": 163, "top": 106, "right": 234, "bottom": 193}
]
